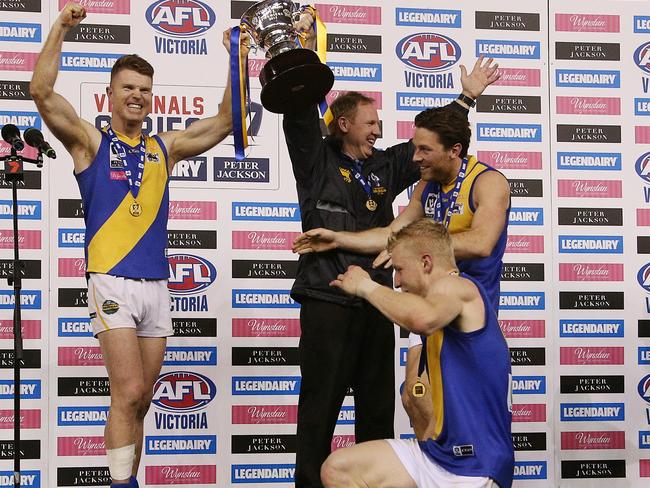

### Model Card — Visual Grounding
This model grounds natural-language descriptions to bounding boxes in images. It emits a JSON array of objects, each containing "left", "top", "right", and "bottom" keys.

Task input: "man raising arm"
[{"left": 30, "top": 3, "right": 246, "bottom": 487}]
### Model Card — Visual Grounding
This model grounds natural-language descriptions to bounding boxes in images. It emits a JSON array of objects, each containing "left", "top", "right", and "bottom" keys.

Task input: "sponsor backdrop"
[{"left": 0, "top": 0, "right": 649, "bottom": 486}]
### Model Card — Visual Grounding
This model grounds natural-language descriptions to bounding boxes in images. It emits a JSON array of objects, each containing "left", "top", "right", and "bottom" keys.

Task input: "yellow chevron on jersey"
[
  {"left": 440, "top": 155, "right": 490, "bottom": 235},
  {"left": 426, "top": 329, "right": 445, "bottom": 439},
  {"left": 86, "top": 132, "right": 168, "bottom": 274}
]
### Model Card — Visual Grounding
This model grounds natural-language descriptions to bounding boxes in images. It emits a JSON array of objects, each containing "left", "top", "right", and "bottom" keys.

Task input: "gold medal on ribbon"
[
  {"left": 129, "top": 201, "right": 142, "bottom": 217},
  {"left": 366, "top": 199, "right": 377, "bottom": 211},
  {"left": 412, "top": 381, "right": 426, "bottom": 398}
]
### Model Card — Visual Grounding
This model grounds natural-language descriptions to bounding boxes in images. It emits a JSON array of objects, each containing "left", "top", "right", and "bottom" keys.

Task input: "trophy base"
[{"left": 260, "top": 48, "right": 334, "bottom": 114}]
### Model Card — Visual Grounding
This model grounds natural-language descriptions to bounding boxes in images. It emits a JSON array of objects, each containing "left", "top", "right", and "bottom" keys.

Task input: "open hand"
[
  {"left": 292, "top": 228, "right": 338, "bottom": 254},
  {"left": 459, "top": 55, "right": 500, "bottom": 99}
]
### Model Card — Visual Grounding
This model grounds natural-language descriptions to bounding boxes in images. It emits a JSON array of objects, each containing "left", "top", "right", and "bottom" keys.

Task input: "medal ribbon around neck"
[
  {"left": 106, "top": 124, "right": 145, "bottom": 200},
  {"left": 433, "top": 157, "right": 469, "bottom": 228},
  {"left": 348, "top": 160, "right": 376, "bottom": 210}
]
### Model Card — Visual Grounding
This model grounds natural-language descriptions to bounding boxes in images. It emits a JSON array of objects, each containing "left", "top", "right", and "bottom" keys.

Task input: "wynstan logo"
[
  {"left": 152, "top": 371, "right": 216, "bottom": 413},
  {"left": 145, "top": 0, "right": 215, "bottom": 38},
  {"left": 561, "top": 431, "right": 625, "bottom": 450},
  {"left": 634, "top": 41, "right": 650, "bottom": 74},
  {"left": 492, "top": 68, "right": 540, "bottom": 87},
  {"left": 395, "top": 32, "right": 461, "bottom": 71},
  {"left": 511, "top": 403, "right": 546, "bottom": 422},
  {"left": 58, "top": 0, "right": 129, "bottom": 14},
  {"left": 555, "top": 13, "right": 620, "bottom": 32},
  {"left": 167, "top": 253, "right": 216, "bottom": 295},
  {"left": 145, "top": 465, "right": 216, "bottom": 486},
  {"left": 559, "top": 263, "right": 623, "bottom": 282},
  {"left": 560, "top": 347, "right": 624, "bottom": 365},
  {"left": 232, "top": 405, "right": 298, "bottom": 424},
  {"left": 505, "top": 235, "right": 544, "bottom": 254},
  {"left": 477, "top": 151, "right": 542, "bottom": 170},
  {"left": 314, "top": 4, "right": 382, "bottom": 25},
  {"left": 499, "top": 320, "right": 545, "bottom": 338}
]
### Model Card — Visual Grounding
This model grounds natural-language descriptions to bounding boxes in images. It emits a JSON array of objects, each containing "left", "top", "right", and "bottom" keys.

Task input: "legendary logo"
[{"left": 555, "top": 69, "right": 620, "bottom": 88}]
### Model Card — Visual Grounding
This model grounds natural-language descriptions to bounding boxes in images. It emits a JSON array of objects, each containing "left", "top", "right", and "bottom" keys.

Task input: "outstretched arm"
[
  {"left": 292, "top": 180, "right": 427, "bottom": 255},
  {"left": 159, "top": 29, "right": 249, "bottom": 169},
  {"left": 456, "top": 55, "right": 500, "bottom": 109},
  {"left": 30, "top": 2, "right": 100, "bottom": 172}
]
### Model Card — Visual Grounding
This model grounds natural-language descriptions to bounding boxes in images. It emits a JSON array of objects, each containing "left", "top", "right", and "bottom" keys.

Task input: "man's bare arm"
[
  {"left": 452, "top": 170, "right": 510, "bottom": 259},
  {"left": 30, "top": 2, "right": 100, "bottom": 172}
]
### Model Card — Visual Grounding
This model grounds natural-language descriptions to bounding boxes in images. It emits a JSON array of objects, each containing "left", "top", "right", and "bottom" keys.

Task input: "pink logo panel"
[{"left": 232, "top": 318, "right": 301, "bottom": 337}]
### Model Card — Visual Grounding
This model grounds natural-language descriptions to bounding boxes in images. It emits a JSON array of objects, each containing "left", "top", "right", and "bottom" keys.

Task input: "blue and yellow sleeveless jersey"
[
  {"left": 420, "top": 155, "right": 509, "bottom": 311},
  {"left": 419, "top": 274, "right": 514, "bottom": 488},
  {"left": 75, "top": 130, "right": 170, "bottom": 279}
]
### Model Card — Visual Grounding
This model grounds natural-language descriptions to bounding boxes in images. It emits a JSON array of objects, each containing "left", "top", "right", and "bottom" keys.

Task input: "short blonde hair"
[{"left": 388, "top": 219, "right": 455, "bottom": 267}]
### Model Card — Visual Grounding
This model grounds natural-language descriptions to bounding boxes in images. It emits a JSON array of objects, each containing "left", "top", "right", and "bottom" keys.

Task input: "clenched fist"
[{"left": 59, "top": 2, "right": 87, "bottom": 29}]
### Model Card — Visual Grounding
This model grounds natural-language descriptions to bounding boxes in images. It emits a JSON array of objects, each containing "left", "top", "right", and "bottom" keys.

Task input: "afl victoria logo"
[
  {"left": 395, "top": 32, "right": 461, "bottom": 72},
  {"left": 145, "top": 0, "right": 216, "bottom": 38}
]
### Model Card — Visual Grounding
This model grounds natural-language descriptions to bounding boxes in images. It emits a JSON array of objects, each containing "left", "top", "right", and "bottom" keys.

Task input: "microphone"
[
  {"left": 1, "top": 124, "right": 25, "bottom": 151},
  {"left": 24, "top": 127, "right": 57, "bottom": 159}
]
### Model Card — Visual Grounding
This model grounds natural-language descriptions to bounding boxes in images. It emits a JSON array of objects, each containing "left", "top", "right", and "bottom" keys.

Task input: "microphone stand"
[{"left": 0, "top": 146, "right": 42, "bottom": 488}]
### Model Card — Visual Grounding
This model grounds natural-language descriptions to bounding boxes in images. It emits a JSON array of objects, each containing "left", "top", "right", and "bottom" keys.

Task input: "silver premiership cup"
[{"left": 241, "top": 0, "right": 334, "bottom": 114}]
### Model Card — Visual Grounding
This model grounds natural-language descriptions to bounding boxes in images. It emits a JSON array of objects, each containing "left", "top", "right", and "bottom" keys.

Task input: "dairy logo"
[
  {"left": 232, "top": 290, "right": 299, "bottom": 309},
  {"left": 163, "top": 347, "right": 215, "bottom": 366},
  {"left": 635, "top": 41, "right": 650, "bottom": 74},
  {"left": 58, "top": 318, "right": 92, "bottom": 337},
  {"left": 58, "top": 228, "right": 85, "bottom": 247},
  {"left": 635, "top": 16, "right": 650, "bottom": 33},
  {"left": 146, "top": 0, "right": 214, "bottom": 37},
  {"left": 514, "top": 462, "right": 547, "bottom": 480},
  {"left": 152, "top": 371, "right": 216, "bottom": 413},
  {"left": 555, "top": 69, "right": 620, "bottom": 88},
  {"left": 509, "top": 208, "right": 543, "bottom": 225},
  {"left": 167, "top": 253, "right": 216, "bottom": 295},
  {"left": 557, "top": 152, "right": 621, "bottom": 171},
  {"left": 0, "top": 290, "right": 40, "bottom": 310},
  {"left": 0, "top": 472, "right": 39, "bottom": 488},
  {"left": 560, "top": 403, "right": 625, "bottom": 421},
  {"left": 635, "top": 98, "right": 650, "bottom": 116},
  {"left": 232, "top": 202, "right": 300, "bottom": 222},
  {"left": 476, "top": 40, "right": 540, "bottom": 59},
  {"left": 396, "top": 93, "right": 455, "bottom": 111},
  {"left": 0, "top": 379, "right": 41, "bottom": 400},
  {"left": 560, "top": 320, "right": 624, "bottom": 338},
  {"left": 145, "top": 435, "right": 216, "bottom": 455},
  {"left": 0, "top": 111, "right": 40, "bottom": 130},
  {"left": 170, "top": 156, "right": 207, "bottom": 181},
  {"left": 640, "top": 347, "right": 650, "bottom": 364},
  {"left": 396, "top": 32, "right": 461, "bottom": 72},
  {"left": 512, "top": 376, "right": 545, "bottom": 394},
  {"left": 477, "top": 124, "right": 541, "bottom": 142},
  {"left": 60, "top": 52, "right": 122, "bottom": 72},
  {"left": 395, "top": 8, "right": 461, "bottom": 28},
  {"left": 58, "top": 407, "right": 108, "bottom": 426},
  {"left": 231, "top": 465, "right": 295, "bottom": 483},
  {"left": 328, "top": 62, "right": 382, "bottom": 82},
  {"left": 232, "top": 376, "right": 301, "bottom": 395},
  {"left": 558, "top": 236, "right": 623, "bottom": 254},
  {"left": 0, "top": 22, "right": 41, "bottom": 42}
]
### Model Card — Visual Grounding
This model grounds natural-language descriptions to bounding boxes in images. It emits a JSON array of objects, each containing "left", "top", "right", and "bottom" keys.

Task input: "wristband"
[{"left": 457, "top": 93, "right": 476, "bottom": 108}]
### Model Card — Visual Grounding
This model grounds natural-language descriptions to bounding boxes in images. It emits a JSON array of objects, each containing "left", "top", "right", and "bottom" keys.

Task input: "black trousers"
[{"left": 294, "top": 298, "right": 396, "bottom": 488}]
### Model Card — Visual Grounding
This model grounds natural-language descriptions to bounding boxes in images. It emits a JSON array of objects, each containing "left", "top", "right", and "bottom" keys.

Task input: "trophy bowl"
[{"left": 241, "top": 0, "right": 334, "bottom": 114}]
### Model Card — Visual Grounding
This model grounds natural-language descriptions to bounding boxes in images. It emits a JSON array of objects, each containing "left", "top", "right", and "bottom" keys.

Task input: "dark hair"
[
  {"left": 328, "top": 91, "right": 375, "bottom": 138},
  {"left": 110, "top": 54, "right": 154, "bottom": 83},
  {"left": 414, "top": 107, "right": 471, "bottom": 158}
]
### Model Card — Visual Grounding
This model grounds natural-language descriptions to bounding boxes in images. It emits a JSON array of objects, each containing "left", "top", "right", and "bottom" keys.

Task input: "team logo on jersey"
[{"left": 339, "top": 167, "right": 352, "bottom": 183}]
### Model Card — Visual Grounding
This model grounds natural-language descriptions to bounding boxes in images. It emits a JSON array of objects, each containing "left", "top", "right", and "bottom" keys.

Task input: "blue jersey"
[
  {"left": 420, "top": 156, "right": 509, "bottom": 311},
  {"left": 419, "top": 274, "right": 513, "bottom": 487},
  {"left": 75, "top": 130, "right": 170, "bottom": 279}
]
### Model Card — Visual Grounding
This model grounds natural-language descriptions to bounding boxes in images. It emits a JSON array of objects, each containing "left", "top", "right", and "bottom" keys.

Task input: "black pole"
[{"left": 0, "top": 145, "right": 42, "bottom": 488}]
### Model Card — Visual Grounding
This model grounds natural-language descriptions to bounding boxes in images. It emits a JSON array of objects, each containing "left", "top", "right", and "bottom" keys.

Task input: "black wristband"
[{"left": 457, "top": 93, "right": 476, "bottom": 108}]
